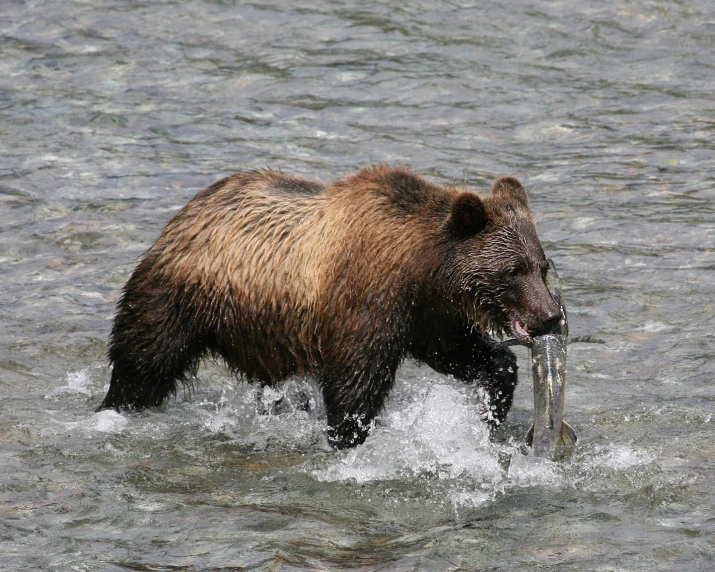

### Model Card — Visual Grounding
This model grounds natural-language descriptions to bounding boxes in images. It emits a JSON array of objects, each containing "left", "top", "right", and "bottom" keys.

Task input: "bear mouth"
[{"left": 510, "top": 315, "right": 534, "bottom": 345}]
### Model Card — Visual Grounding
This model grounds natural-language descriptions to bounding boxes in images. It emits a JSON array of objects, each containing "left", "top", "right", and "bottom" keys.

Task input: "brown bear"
[{"left": 98, "top": 165, "right": 561, "bottom": 448}]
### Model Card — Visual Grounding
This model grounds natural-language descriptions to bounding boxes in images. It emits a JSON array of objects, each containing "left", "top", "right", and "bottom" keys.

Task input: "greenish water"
[{"left": 1, "top": 1, "right": 713, "bottom": 570}]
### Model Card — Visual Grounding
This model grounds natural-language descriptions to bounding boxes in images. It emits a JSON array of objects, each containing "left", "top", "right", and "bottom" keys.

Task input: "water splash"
[
  {"left": 307, "top": 378, "right": 575, "bottom": 512},
  {"left": 314, "top": 381, "right": 504, "bottom": 484},
  {"left": 51, "top": 369, "right": 94, "bottom": 396},
  {"left": 89, "top": 409, "right": 128, "bottom": 433},
  {"left": 197, "top": 378, "right": 328, "bottom": 451},
  {"left": 582, "top": 444, "right": 656, "bottom": 471}
]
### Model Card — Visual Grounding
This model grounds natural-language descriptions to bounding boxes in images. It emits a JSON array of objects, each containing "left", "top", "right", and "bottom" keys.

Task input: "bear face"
[{"left": 444, "top": 176, "right": 562, "bottom": 345}]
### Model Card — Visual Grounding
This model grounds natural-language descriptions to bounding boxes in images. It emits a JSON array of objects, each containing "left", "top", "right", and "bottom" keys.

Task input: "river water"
[{"left": 1, "top": 1, "right": 714, "bottom": 570}]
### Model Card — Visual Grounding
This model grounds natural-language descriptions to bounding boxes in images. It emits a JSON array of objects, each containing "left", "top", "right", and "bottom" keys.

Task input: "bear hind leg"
[{"left": 99, "top": 289, "right": 206, "bottom": 411}]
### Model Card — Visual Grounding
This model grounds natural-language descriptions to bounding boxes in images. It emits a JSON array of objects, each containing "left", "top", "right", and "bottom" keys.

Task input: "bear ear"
[
  {"left": 449, "top": 192, "right": 488, "bottom": 236},
  {"left": 491, "top": 176, "right": 529, "bottom": 208}
]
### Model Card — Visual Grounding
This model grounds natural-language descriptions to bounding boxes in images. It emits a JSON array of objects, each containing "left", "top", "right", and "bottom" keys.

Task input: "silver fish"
[{"left": 525, "top": 259, "right": 577, "bottom": 459}]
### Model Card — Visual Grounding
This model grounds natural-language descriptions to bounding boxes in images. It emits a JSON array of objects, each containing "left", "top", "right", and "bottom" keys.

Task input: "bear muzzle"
[{"left": 509, "top": 298, "right": 563, "bottom": 345}]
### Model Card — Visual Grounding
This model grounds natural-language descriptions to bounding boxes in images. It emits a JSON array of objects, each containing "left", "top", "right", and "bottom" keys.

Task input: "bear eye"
[
  {"left": 506, "top": 264, "right": 527, "bottom": 279},
  {"left": 540, "top": 263, "right": 549, "bottom": 280}
]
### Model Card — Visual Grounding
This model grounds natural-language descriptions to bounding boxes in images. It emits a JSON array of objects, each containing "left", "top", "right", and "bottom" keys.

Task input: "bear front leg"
[
  {"left": 320, "top": 358, "right": 399, "bottom": 449},
  {"left": 410, "top": 326, "right": 518, "bottom": 426},
  {"left": 324, "top": 409, "right": 372, "bottom": 450},
  {"left": 472, "top": 339, "right": 519, "bottom": 426}
]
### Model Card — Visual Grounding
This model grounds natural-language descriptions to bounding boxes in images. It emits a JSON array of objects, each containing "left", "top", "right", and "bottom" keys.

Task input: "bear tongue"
[{"left": 511, "top": 316, "right": 533, "bottom": 345}]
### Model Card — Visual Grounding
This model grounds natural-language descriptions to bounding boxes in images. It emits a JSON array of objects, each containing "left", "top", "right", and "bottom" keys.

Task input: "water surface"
[{"left": 1, "top": 1, "right": 714, "bottom": 570}]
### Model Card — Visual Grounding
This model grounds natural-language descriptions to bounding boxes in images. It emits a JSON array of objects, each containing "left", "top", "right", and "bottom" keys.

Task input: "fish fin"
[{"left": 569, "top": 336, "right": 606, "bottom": 345}]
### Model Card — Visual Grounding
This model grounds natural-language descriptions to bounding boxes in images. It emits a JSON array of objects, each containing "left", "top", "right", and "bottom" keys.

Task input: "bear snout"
[
  {"left": 510, "top": 305, "right": 561, "bottom": 344},
  {"left": 527, "top": 294, "right": 563, "bottom": 336},
  {"left": 540, "top": 304, "right": 563, "bottom": 331},
  {"left": 507, "top": 273, "right": 563, "bottom": 341}
]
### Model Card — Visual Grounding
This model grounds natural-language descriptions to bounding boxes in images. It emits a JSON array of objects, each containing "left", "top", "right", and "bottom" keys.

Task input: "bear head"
[{"left": 445, "top": 176, "right": 562, "bottom": 345}]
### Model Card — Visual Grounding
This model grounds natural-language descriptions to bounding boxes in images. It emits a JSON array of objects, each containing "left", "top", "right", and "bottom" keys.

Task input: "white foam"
[
  {"left": 50, "top": 409, "right": 129, "bottom": 437},
  {"left": 193, "top": 376, "right": 659, "bottom": 510},
  {"left": 507, "top": 451, "right": 562, "bottom": 487},
  {"left": 133, "top": 500, "right": 166, "bottom": 512},
  {"left": 585, "top": 444, "right": 655, "bottom": 470},
  {"left": 91, "top": 409, "right": 129, "bottom": 433},
  {"left": 313, "top": 382, "right": 503, "bottom": 484},
  {"left": 641, "top": 322, "right": 673, "bottom": 333},
  {"left": 572, "top": 216, "right": 597, "bottom": 230}
]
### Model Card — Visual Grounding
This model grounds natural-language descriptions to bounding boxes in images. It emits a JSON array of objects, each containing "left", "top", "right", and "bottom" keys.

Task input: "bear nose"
[{"left": 541, "top": 306, "right": 563, "bottom": 332}]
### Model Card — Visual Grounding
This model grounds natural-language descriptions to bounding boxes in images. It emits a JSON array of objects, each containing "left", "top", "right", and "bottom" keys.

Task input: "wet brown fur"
[{"left": 100, "top": 165, "right": 560, "bottom": 448}]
